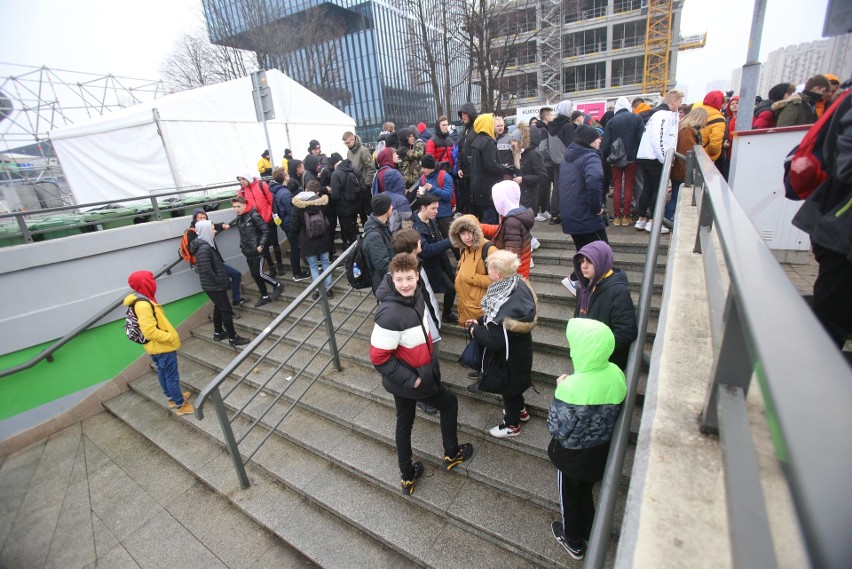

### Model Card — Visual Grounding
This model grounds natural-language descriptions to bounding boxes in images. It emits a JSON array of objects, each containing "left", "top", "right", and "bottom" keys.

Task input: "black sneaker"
[
  {"left": 400, "top": 461, "right": 424, "bottom": 495},
  {"left": 229, "top": 336, "right": 250, "bottom": 347},
  {"left": 326, "top": 289, "right": 335, "bottom": 300},
  {"left": 276, "top": 264, "right": 286, "bottom": 275},
  {"left": 292, "top": 273, "right": 310, "bottom": 282},
  {"left": 551, "top": 521, "right": 585, "bottom": 560},
  {"left": 254, "top": 296, "right": 271, "bottom": 308},
  {"left": 416, "top": 401, "right": 437, "bottom": 414},
  {"left": 443, "top": 443, "right": 474, "bottom": 471},
  {"left": 549, "top": 216, "right": 562, "bottom": 225},
  {"left": 442, "top": 311, "right": 458, "bottom": 324},
  {"left": 270, "top": 282, "right": 284, "bottom": 300},
  {"left": 466, "top": 381, "right": 481, "bottom": 393},
  {"left": 213, "top": 332, "right": 226, "bottom": 341},
  {"left": 467, "top": 370, "right": 483, "bottom": 379},
  {"left": 232, "top": 298, "right": 250, "bottom": 307}
]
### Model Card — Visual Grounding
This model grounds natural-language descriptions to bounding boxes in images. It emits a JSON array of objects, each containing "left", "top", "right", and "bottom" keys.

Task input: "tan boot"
[
  {"left": 168, "top": 391, "right": 191, "bottom": 409},
  {"left": 174, "top": 401, "right": 194, "bottom": 416}
]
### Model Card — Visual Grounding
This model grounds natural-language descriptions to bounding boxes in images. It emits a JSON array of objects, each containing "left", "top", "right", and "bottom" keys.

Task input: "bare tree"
[
  {"left": 454, "top": 0, "right": 539, "bottom": 113},
  {"left": 403, "top": 0, "right": 471, "bottom": 119},
  {"left": 160, "top": 29, "right": 256, "bottom": 92}
]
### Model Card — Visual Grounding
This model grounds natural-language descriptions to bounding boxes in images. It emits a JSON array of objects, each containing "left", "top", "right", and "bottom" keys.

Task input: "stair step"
[
  {"left": 103, "top": 389, "right": 414, "bottom": 568},
  {"left": 123, "top": 378, "right": 568, "bottom": 568}
]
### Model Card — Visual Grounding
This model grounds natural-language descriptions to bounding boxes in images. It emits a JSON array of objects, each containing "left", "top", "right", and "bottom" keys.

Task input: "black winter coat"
[
  {"left": 330, "top": 160, "right": 361, "bottom": 217},
  {"left": 235, "top": 209, "right": 268, "bottom": 258},
  {"left": 471, "top": 278, "right": 538, "bottom": 396},
  {"left": 412, "top": 215, "right": 454, "bottom": 293},
  {"left": 457, "top": 102, "right": 479, "bottom": 173},
  {"left": 519, "top": 133, "right": 549, "bottom": 201},
  {"left": 189, "top": 238, "right": 229, "bottom": 291},
  {"left": 362, "top": 215, "right": 394, "bottom": 292},
  {"left": 601, "top": 109, "right": 645, "bottom": 162},
  {"left": 573, "top": 269, "right": 637, "bottom": 371},
  {"left": 469, "top": 133, "right": 505, "bottom": 207},
  {"left": 548, "top": 115, "right": 576, "bottom": 148},
  {"left": 290, "top": 193, "right": 331, "bottom": 259}
]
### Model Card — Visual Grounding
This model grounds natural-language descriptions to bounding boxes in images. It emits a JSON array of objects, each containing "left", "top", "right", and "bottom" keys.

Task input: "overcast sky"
[{"left": 0, "top": 0, "right": 835, "bottom": 103}]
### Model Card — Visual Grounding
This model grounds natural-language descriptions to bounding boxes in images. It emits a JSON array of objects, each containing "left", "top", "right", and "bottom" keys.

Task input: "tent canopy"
[{"left": 49, "top": 70, "right": 356, "bottom": 204}]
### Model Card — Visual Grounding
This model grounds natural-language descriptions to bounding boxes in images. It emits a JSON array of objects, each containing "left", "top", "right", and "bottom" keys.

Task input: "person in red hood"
[
  {"left": 697, "top": 91, "right": 728, "bottom": 174},
  {"left": 123, "top": 271, "right": 193, "bottom": 415},
  {"left": 237, "top": 173, "right": 284, "bottom": 277}
]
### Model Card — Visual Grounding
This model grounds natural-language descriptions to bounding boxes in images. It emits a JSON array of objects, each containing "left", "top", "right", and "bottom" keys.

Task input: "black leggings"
[{"left": 557, "top": 470, "right": 596, "bottom": 544}]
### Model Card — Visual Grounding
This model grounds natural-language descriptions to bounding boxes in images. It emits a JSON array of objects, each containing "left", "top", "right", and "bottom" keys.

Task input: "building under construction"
[{"left": 493, "top": 0, "right": 705, "bottom": 106}]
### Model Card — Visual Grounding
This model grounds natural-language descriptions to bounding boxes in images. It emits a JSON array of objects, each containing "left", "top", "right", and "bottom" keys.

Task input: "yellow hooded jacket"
[
  {"left": 123, "top": 294, "right": 180, "bottom": 354},
  {"left": 697, "top": 104, "right": 726, "bottom": 161},
  {"left": 473, "top": 113, "right": 495, "bottom": 139}
]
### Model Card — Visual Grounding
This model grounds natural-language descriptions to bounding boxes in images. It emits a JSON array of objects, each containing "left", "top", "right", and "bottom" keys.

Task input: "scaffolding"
[
  {"left": 537, "top": 0, "right": 564, "bottom": 102},
  {"left": 641, "top": 0, "right": 674, "bottom": 95}
]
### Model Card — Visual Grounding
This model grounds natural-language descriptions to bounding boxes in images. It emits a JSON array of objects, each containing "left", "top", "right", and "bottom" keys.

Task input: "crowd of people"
[{"left": 125, "top": 72, "right": 847, "bottom": 562}]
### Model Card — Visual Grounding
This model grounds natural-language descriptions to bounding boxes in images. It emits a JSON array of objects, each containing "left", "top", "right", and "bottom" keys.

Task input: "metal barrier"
[
  {"left": 584, "top": 149, "right": 676, "bottom": 568},
  {"left": 0, "top": 179, "right": 242, "bottom": 243},
  {"left": 194, "top": 242, "right": 378, "bottom": 489},
  {"left": 689, "top": 146, "right": 851, "bottom": 568}
]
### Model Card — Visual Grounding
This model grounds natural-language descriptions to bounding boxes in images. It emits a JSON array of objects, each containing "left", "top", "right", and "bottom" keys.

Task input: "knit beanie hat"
[
  {"left": 420, "top": 154, "right": 436, "bottom": 169},
  {"left": 768, "top": 83, "right": 791, "bottom": 102},
  {"left": 308, "top": 140, "right": 321, "bottom": 152},
  {"left": 511, "top": 128, "right": 522, "bottom": 142},
  {"left": 371, "top": 194, "right": 392, "bottom": 216},
  {"left": 328, "top": 153, "right": 343, "bottom": 168},
  {"left": 575, "top": 125, "right": 601, "bottom": 147}
]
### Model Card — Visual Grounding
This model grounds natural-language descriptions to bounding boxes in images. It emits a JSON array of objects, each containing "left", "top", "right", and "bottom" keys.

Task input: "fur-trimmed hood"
[
  {"left": 449, "top": 214, "right": 484, "bottom": 249},
  {"left": 292, "top": 193, "right": 329, "bottom": 209},
  {"left": 500, "top": 278, "right": 539, "bottom": 334},
  {"left": 771, "top": 92, "right": 803, "bottom": 112}
]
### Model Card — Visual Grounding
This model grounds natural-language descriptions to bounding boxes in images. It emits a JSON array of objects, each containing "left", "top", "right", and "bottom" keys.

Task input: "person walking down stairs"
[{"left": 124, "top": 270, "right": 194, "bottom": 416}]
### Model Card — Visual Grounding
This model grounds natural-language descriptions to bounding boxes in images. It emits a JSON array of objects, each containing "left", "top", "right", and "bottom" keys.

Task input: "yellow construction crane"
[{"left": 642, "top": 0, "right": 674, "bottom": 95}]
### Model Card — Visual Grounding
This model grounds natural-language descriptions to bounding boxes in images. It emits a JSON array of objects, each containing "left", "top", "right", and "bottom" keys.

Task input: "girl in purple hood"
[{"left": 571, "top": 241, "right": 637, "bottom": 371}]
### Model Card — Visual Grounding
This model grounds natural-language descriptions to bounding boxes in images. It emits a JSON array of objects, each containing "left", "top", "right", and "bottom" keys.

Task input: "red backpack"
[
  {"left": 784, "top": 89, "right": 850, "bottom": 200},
  {"left": 419, "top": 169, "right": 456, "bottom": 208}
]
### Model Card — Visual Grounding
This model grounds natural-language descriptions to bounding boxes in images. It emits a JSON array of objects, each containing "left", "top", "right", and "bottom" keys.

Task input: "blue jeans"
[
  {"left": 224, "top": 264, "right": 242, "bottom": 303},
  {"left": 151, "top": 351, "right": 184, "bottom": 406},
  {"left": 665, "top": 180, "right": 683, "bottom": 221},
  {"left": 306, "top": 252, "right": 332, "bottom": 289}
]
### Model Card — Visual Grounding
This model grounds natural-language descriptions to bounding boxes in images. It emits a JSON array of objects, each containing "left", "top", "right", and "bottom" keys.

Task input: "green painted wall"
[{"left": 0, "top": 294, "right": 209, "bottom": 421}]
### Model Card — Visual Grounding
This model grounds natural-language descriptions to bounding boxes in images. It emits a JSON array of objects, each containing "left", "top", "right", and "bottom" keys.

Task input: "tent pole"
[{"left": 153, "top": 108, "right": 181, "bottom": 191}]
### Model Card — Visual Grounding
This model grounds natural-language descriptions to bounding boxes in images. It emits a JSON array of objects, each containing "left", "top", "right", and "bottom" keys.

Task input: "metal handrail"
[
  {"left": 585, "top": 149, "right": 677, "bottom": 568},
  {"left": 0, "top": 255, "right": 184, "bottom": 379},
  {"left": 688, "top": 147, "right": 852, "bottom": 568},
  {"left": 194, "top": 240, "right": 375, "bottom": 488}
]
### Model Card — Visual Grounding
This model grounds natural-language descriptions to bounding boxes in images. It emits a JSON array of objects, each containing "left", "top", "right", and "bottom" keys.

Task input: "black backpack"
[
  {"left": 344, "top": 169, "right": 364, "bottom": 201},
  {"left": 345, "top": 226, "right": 379, "bottom": 289},
  {"left": 303, "top": 208, "right": 328, "bottom": 239}
]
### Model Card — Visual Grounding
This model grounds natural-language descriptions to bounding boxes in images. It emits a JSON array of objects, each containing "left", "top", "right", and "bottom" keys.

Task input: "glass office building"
[{"left": 202, "top": 0, "right": 471, "bottom": 141}]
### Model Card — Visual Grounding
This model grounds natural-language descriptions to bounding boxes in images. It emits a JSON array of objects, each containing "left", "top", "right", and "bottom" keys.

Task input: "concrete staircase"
[{"left": 103, "top": 222, "right": 667, "bottom": 568}]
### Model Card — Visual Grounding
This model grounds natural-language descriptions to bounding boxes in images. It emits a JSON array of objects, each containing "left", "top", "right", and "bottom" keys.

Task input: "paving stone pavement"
[{"left": 0, "top": 412, "right": 313, "bottom": 569}]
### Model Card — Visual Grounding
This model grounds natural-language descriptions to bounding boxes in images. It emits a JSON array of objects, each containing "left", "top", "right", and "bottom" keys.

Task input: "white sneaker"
[
  {"left": 644, "top": 221, "right": 653, "bottom": 232},
  {"left": 634, "top": 219, "right": 648, "bottom": 231},
  {"left": 561, "top": 277, "right": 577, "bottom": 297},
  {"left": 542, "top": 211, "right": 552, "bottom": 220},
  {"left": 531, "top": 236, "right": 541, "bottom": 251},
  {"left": 660, "top": 226, "right": 671, "bottom": 234},
  {"left": 489, "top": 423, "right": 521, "bottom": 438},
  {"left": 529, "top": 258, "right": 535, "bottom": 268},
  {"left": 534, "top": 213, "right": 547, "bottom": 222}
]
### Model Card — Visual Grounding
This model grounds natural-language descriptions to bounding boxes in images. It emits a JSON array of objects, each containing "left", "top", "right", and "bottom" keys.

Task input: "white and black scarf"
[{"left": 481, "top": 274, "right": 521, "bottom": 324}]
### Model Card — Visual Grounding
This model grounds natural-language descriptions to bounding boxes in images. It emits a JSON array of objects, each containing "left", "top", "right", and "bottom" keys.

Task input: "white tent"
[{"left": 49, "top": 70, "right": 356, "bottom": 204}]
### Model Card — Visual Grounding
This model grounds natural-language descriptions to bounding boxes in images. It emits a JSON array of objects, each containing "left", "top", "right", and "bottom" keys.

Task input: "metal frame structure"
[
  {"left": 641, "top": 0, "right": 674, "bottom": 95},
  {"left": 0, "top": 63, "right": 163, "bottom": 157},
  {"left": 537, "top": 0, "right": 564, "bottom": 102}
]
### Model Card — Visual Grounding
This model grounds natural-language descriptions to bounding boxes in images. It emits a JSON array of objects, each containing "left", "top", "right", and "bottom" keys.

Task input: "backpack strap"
[{"left": 131, "top": 296, "right": 159, "bottom": 330}]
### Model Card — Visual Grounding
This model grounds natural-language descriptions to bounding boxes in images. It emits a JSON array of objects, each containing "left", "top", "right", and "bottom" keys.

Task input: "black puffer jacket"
[
  {"left": 412, "top": 215, "right": 454, "bottom": 294},
  {"left": 331, "top": 160, "right": 361, "bottom": 217},
  {"left": 573, "top": 269, "right": 637, "bottom": 371},
  {"left": 362, "top": 215, "right": 394, "bottom": 292},
  {"left": 235, "top": 209, "right": 268, "bottom": 259},
  {"left": 471, "top": 278, "right": 538, "bottom": 396},
  {"left": 548, "top": 115, "right": 576, "bottom": 147},
  {"left": 469, "top": 132, "right": 504, "bottom": 208},
  {"left": 189, "top": 238, "right": 229, "bottom": 291},
  {"left": 519, "top": 127, "right": 548, "bottom": 199}
]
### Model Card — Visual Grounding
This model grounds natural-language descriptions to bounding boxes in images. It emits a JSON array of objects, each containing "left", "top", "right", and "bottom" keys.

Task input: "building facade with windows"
[
  {"left": 491, "top": 0, "right": 692, "bottom": 107},
  {"left": 202, "top": 0, "right": 471, "bottom": 141}
]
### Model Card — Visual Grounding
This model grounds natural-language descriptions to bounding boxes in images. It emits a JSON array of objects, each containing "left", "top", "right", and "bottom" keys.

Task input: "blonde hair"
[
  {"left": 680, "top": 107, "right": 709, "bottom": 130},
  {"left": 512, "top": 123, "right": 530, "bottom": 170},
  {"left": 486, "top": 249, "right": 520, "bottom": 278},
  {"left": 663, "top": 89, "right": 685, "bottom": 104}
]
